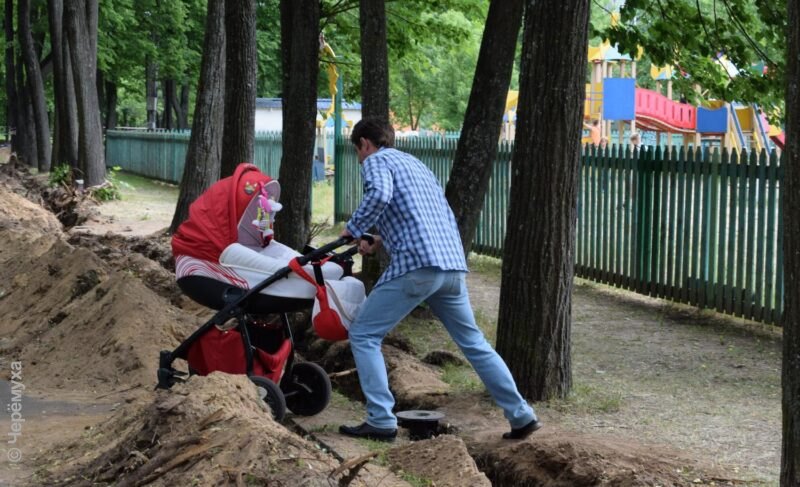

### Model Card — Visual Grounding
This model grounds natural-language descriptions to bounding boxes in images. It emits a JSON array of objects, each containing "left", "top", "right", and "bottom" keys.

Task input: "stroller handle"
[{"left": 295, "top": 233, "right": 374, "bottom": 266}]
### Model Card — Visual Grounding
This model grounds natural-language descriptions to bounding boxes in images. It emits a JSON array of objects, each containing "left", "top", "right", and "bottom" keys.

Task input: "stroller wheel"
[
  {"left": 284, "top": 362, "right": 331, "bottom": 416},
  {"left": 251, "top": 376, "right": 287, "bottom": 421}
]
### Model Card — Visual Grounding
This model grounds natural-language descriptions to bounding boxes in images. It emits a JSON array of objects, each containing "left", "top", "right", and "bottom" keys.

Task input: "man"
[{"left": 339, "top": 118, "right": 541, "bottom": 442}]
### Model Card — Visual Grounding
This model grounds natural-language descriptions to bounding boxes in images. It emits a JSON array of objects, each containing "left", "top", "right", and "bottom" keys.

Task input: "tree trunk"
[
  {"left": 495, "top": 0, "right": 589, "bottom": 401},
  {"left": 96, "top": 68, "right": 105, "bottom": 127},
  {"left": 105, "top": 79, "right": 117, "bottom": 130},
  {"left": 169, "top": 0, "right": 226, "bottom": 234},
  {"left": 19, "top": 0, "right": 51, "bottom": 172},
  {"left": 15, "top": 53, "right": 35, "bottom": 165},
  {"left": 274, "top": 0, "right": 318, "bottom": 250},
  {"left": 48, "top": 0, "right": 67, "bottom": 166},
  {"left": 62, "top": 30, "right": 79, "bottom": 168},
  {"left": 162, "top": 78, "right": 175, "bottom": 130},
  {"left": 445, "top": 0, "right": 523, "bottom": 256},
  {"left": 781, "top": 1, "right": 800, "bottom": 484},
  {"left": 146, "top": 58, "right": 158, "bottom": 129},
  {"left": 359, "top": 0, "right": 388, "bottom": 121},
  {"left": 178, "top": 82, "right": 189, "bottom": 129},
  {"left": 357, "top": 0, "right": 390, "bottom": 288},
  {"left": 220, "top": 0, "right": 256, "bottom": 177},
  {"left": 64, "top": 0, "right": 104, "bottom": 187},
  {"left": 5, "top": 0, "right": 18, "bottom": 152}
]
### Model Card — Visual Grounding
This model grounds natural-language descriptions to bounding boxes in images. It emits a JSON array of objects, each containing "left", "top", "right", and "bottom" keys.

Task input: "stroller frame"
[{"left": 157, "top": 236, "right": 357, "bottom": 419}]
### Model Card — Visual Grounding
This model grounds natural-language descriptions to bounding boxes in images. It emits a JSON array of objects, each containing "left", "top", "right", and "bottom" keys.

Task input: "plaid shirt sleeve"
[{"left": 345, "top": 155, "right": 393, "bottom": 238}]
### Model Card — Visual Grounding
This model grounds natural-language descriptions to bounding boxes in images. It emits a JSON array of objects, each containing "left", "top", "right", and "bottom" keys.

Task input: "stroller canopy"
[{"left": 172, "top": 163, "right": 280, "bottom": 262}]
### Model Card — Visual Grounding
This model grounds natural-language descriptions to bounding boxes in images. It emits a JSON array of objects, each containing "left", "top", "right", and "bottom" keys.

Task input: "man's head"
[
  {"left": 592, "top": 119, "right": 600, "bottom": 127},
  {"left": 350, "top": 118, "right": 395, "bottom": 163}
]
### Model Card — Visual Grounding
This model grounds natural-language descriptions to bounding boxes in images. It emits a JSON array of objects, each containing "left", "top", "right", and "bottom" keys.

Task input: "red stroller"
[{"left": 159, "top": 164, "right": 359, "bottom": 421}]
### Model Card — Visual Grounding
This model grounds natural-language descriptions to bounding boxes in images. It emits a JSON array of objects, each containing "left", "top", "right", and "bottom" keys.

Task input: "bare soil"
[{"left": 0, "top": 167, "right": 781, "bottom": 486}]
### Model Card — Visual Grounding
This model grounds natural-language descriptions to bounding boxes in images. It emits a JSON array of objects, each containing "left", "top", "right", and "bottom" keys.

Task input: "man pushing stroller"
[{"left": 338, "top": 118, "right": 542, "bottom": 442}]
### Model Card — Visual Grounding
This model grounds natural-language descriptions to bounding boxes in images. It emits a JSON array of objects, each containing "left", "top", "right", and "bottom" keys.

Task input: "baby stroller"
[{"left": 159, "top": 163, "right": 365, "bottom": 421}]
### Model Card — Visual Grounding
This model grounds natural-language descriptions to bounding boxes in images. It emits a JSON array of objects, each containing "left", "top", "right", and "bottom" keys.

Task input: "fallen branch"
[{"left": 328, "top": 451, "right": 378, "bottom": 487}]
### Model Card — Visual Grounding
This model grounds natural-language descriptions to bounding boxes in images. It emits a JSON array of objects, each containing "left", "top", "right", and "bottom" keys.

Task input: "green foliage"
[
  {"left": 90, "top": 166, "right": 131, "bottom": 202},
  {"left": 48, "top": 164, "right": 72, "bottom": 188},
  {"left": 597, "top": 0, "right": 786, "bottom": 116}
]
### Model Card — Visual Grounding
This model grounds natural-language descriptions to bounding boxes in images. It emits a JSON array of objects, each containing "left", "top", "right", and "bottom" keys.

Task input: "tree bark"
[
  {"left": 64, "top": 0, "right": 104, "bottom": 186},
  {"left": 781, "top": 1, "right": 800, "bottom": 484},
  {"left": 220, "top": 0, "right": 256, "bottom": 177},
  {"left": 445, "top": 0, "right": 523, "bottom": 256},
  {"left": 48, "top": 0, "right": 68, "bottom": 166},
  {"left": 162, "top": 78, "right": 175, "bottom": 130},
  {"left": 16, "top": 54, "right": 35, "bottom": 165},
  {"left": 62, "top": 30, "right": 79, "bottom": 168},
  {"left": 169, "top": 0, "right": 226, "bottom": 234},
  {"left": 359, "top": 0, "right": 388, "bottom": 121},
  {"left": 495, "top": 0, "right": 589, "bottom": 401},
  {"left": 5, "top": 0, "right": 18, "bottom": 152},
  {"left": 274, "top": 0, "right": 319, "bottom": 250},
  {"left": 178, "top": 82, "right": 189, "bottom": 129},
  {"left": 146, "top": 58, "right": 158, "bottom": 129},
  {"left": 105, "top": 79, "right": 117, "bottom": 130},
  {"left": 19, "top": 0, "right": 51, "bottom": 171}
]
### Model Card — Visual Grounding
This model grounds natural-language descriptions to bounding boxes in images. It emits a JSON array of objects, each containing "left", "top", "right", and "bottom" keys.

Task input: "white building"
[{"left": 254, "top": 98, "right": 363, "bottom": 133}]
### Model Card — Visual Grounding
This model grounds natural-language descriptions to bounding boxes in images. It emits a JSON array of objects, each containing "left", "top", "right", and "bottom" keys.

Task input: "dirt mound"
[
  {"left": 0, "top": 184, "right": 197, "bottom": 394},
  {"left": 469, "top": 432, "right": 716, "bottom": 486},
  {"left": 387, "top": 434, "right": 491, "bottom": 487},
  {"left": 45, "top": 373, "right": 343, "bottom": 486}
]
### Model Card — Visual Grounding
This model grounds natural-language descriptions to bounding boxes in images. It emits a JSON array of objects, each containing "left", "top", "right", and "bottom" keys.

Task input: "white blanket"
[{"left": 219, "top": 241, "right": 345, "bottom": 300}]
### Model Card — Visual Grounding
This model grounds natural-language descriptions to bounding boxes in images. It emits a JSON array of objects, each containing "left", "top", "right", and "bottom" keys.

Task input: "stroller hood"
[{"left": 172, "top": 163, "right": 280, "bottom": 262}]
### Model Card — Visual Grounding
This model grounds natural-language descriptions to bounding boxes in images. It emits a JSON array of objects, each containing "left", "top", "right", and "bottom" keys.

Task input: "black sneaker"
[
  {"left": 502, "top": 419, "right": 543, "bottom": 440},
  {"left": 339, "top": 422, "right": 397, "bottom": 442}
]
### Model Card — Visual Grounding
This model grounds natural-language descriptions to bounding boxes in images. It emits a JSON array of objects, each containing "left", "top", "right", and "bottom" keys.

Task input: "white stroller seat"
[{"left": 220, "top": 241, "right": 344, "bottom": 299}]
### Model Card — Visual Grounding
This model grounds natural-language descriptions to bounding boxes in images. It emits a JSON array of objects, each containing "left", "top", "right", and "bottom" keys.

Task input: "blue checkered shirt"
[{"left": 345, "top": 147, "right": 468, "bottom": 285}]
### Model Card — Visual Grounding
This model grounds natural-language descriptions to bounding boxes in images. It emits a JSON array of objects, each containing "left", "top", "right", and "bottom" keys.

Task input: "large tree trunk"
[
  {"left": 359, "top": 0, "right": 388, "bottom": 121},
  {"left": 19, "top": 0, "right": 51, "bottom": 172},
  {"left": 16, "top": 55, "right": 35, "bottom": 166},
  {"left": 105, "top": 79, "right": 117, "bottom": 130},
  {"left": 445, "top": 0, "right": 523, "bottom": 256},
  {"left": 178, "top": 82, "right": 189, "bottom": 129},
  {"left": 274, "top": 0, "right": 318, "bottom": 250},
  {"left": 495, "top": 0, "right": 589, "bottom": 401},
  {"left": 146, "top": 59, "right": 158, "bottom": 129},
  {"left": 781, "top": 0, "right": 800, "bottom": 484},
  {"left": 48, "top": 0, "right": 77, "bottom": 170},
  {"left": 64, "top": 0, "right": 104, "bottom": 187},
  {"left": 95, "top": 68, "right": 105, "bottom": 127},
  {"left": 62, "top": 30, "right": 79, "bottom": 168},
  {"left": 162, "top": 78, "right": 175, "bottom": 130},
  {"left": 220, "top": 0, "right": 256, "bottom": 177},
  {"left": 169, "top": 0, "right": 226, "bottom": 234},
  {"left": 357, "top": 0, "right": 390, "bottom": 291},
  {"left": 5, "top": 0, "right": 18, "bottom": 152}
]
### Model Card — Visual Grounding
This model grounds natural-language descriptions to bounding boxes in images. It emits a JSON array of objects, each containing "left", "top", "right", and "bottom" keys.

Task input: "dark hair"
[{"left": 350, "top": 118, "right": 395, "bottom": 149}]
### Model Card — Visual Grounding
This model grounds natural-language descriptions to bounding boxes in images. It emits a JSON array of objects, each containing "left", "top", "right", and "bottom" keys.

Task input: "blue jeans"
[{"left": 348, "top": 267, "right": 537, "bottom": 430}]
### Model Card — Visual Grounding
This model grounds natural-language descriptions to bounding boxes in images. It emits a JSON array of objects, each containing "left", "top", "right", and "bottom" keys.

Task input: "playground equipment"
[{"left": 581, "top": 41, "right": 785, "bottom": 152}]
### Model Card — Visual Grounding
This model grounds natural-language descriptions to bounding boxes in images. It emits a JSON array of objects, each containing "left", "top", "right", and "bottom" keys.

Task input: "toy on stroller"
[{"left": 158, "top": 163, "right": 366, "bottom": 421}]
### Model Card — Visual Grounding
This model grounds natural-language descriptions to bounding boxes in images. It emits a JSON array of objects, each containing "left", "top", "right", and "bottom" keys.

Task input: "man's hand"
[{"left": 358, "top": 235, "right": 381, "bottom": 256}]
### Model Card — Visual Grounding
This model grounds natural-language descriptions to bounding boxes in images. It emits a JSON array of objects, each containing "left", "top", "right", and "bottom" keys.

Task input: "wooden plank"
[
  {"left": 725, "top": 149, "right": 740, "bottom": 315},
  {"left": 744, "top": 150, "right": 759, "bottom": 320},
  {"left": 734, "top": 149, "right": 748, "bottom": 317},
  {"left": 754, "top": 149, "right": 769, "bottom": 320},
  {"left": 764, "top": 149, "right": 778, "bottom": 322},
  {"left": 715, "top": 149, "right": 730, "bottom": 313}
]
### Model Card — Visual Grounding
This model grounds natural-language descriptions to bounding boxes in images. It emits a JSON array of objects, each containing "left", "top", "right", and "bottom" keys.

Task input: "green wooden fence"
[
  {"left": 105, "top": 129, "right": 283, "bottom": 183},
  {"left": 103, "top": 130, "right": 784, "bottom": 325},
  {"left": 334, "top": 137, "right": 784, "bottom": 325}
]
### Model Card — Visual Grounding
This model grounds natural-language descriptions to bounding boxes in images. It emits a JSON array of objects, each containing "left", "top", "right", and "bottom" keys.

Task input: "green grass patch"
[
  {"left": 547, "top": 382, "right": 624, "bottom": 414},
  {"left": 467, "top": 252, "right": 502, "bottom": 279},
  {"left": 394, "top": 316, "right": 459, "bottom": 358},
  {"left": 440, "top": 363, "right": 483, "bottom": 393}
]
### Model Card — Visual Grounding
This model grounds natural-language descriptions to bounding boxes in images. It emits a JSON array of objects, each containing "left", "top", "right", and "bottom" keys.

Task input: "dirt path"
[{"left": 467, "top": 269, "right": 780, "bottom": 483}]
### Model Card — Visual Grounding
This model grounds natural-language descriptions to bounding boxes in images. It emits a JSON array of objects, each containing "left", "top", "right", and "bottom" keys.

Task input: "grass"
[
  {"left": 467, "top": 252, "right": 502, "bottom": 279},
  {"left": 440, "top": 363, "right": 482, "bottom": 393},
  {"left": 546, "top": 382, "right": 624, "bottom": 415}
]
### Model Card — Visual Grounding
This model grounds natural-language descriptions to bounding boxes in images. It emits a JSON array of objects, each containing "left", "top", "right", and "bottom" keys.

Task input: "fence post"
[{"left": 635, "top": 146, "right": 652, "bottom": 292}]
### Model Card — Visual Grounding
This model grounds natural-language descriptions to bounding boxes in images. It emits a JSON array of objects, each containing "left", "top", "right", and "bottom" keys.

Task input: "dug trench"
[{"left": 0, "top": 171, "right": 742, "bottom": 486}]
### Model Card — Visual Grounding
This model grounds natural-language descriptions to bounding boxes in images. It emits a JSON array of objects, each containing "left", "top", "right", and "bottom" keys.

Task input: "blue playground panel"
[
  {"left": 696, "top": 106, "right": 728, "bottom": 134},
  {"left": 602, "top": 78, "right": 636, "bottom": 121}
]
